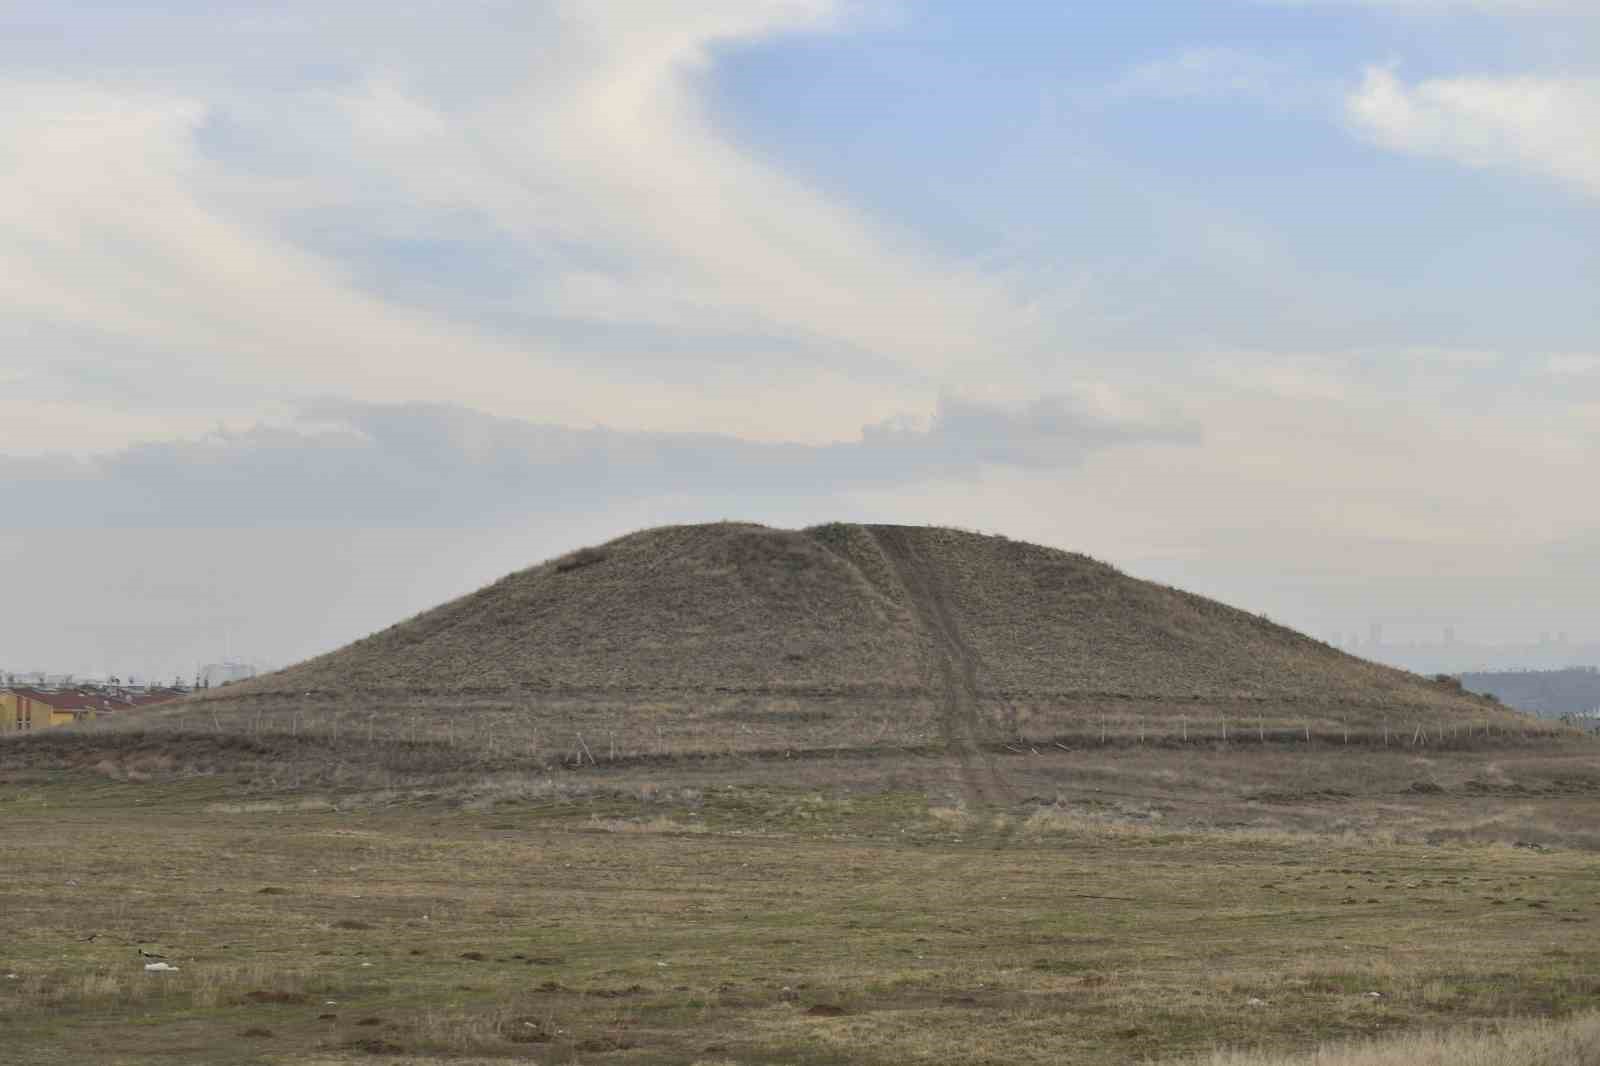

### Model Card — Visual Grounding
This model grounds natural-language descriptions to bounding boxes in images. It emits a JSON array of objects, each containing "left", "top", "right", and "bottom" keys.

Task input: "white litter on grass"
[
  {"left": 144, "top": 962, "right": 179, "bottom": 973},
  {"left": 5, "top": 973, "right": 18, "bottom": 980},
  {"left": 1246, "top": 997, "right": 1268, "bottom": 1007},
  {"left": 1364, "top": 991, "right": 1384, "bottom": 999}
]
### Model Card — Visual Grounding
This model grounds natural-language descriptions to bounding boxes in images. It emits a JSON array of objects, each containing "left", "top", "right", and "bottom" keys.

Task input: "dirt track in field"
[{"left": 871, "top": 525, "right": 1012, "bottom": 808}]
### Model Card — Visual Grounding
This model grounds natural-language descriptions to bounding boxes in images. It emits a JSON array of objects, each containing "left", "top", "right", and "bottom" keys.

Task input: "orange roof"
[
  {"left": 5, "top": 687, "right": 186, "bottom": 713},
  {"left": 8, "top": 688, "right": 106, "bottom": 711}
]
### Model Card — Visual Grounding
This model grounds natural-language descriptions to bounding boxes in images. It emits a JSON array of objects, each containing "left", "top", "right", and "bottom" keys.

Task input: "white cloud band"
[{"left": 1345, "top": 67, "right": 1600, "bottom": 199}]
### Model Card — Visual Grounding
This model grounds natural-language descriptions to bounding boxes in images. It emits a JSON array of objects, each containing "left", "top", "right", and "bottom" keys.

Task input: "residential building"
[{"left": 1, "top": 686, "right": 186, "bottom": 732}]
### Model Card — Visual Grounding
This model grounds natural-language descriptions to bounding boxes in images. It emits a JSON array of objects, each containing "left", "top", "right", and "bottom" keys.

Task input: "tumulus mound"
[{"left": 107, "top": 523, "right": 1536, "bottom": 762}]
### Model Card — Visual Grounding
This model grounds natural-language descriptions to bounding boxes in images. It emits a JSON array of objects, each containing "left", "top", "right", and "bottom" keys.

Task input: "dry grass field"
[
  {"left": 7, "top": 523, "right": 1593, "bottom": 1062},
  {"left": 5, "top": 742, "right": 1600, "bottom": 1065},
  {"left": 1192, "top": 1013, "right": 1600, "bottom": 1065}
]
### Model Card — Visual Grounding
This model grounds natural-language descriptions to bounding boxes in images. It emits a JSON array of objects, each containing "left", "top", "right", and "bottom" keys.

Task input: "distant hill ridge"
[
  {"left": 1460, "top": 668, "right": 1600, "bottom": 718},
  {"left": 153, "top": 522, "right": 1521, "bottom": 756}
]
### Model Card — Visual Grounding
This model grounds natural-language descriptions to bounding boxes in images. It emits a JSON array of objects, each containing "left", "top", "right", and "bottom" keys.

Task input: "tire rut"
[{"left": 871, "top": 527, "right": 1011, "bottom": 808}]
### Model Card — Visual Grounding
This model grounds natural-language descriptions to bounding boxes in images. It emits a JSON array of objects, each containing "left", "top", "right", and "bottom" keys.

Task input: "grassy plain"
[{"left": 5, "top": 743, "right": 1600, "bottom": 1065}]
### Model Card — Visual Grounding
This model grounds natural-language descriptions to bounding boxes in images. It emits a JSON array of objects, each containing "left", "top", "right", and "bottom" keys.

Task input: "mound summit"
[{"left": 150, "top": 522, "right": 1523, "bottom": 759}]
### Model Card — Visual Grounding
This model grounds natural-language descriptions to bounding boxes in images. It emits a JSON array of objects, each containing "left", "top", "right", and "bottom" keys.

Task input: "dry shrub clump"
[
  {"left": 88, "top": 751, "right": 177, "bottom": 781},
  {"left": 1194, "top": 1012, "right": 1600, "bottom": 1066}
]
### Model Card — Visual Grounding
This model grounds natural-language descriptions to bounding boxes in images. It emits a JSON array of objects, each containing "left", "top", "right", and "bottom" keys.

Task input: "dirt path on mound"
[{"left": 871, "top": 527, "right": 1011, "bottom": 808}]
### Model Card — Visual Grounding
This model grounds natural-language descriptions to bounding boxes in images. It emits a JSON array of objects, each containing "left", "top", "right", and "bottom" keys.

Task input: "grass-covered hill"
[{"left": 134, "top": 522, "right": 1524, "bottom": 758}]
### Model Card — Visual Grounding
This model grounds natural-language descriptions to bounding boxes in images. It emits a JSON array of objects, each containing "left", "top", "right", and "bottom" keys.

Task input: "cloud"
[
  {"left": 0, "top": 2, "right": 1057, "bottom": 453},
  {"left": 0, "top": 397, "right": 1190, "bottom": 530},
  {"left": 0, "top": 80, "right": 594, "bottom": 423},
  {"left": 1346, "top": 68, "right": 1600, "bottom": 197},
  {"left": 7, "top": 358, "right": 1597, "bottom": 677}
]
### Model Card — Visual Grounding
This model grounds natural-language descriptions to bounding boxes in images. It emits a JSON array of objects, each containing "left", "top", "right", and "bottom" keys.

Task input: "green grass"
[{"left": 5, "top": 751, "right": 1600, "bottom": 1065}]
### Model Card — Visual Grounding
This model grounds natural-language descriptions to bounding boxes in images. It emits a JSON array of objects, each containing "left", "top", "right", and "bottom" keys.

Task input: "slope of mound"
[
  {"left": 145, "top": 522, "right": 1523, "bottom": 757},
  {"left": 230, "top": 523, "right": 928, "bottom": 697}
]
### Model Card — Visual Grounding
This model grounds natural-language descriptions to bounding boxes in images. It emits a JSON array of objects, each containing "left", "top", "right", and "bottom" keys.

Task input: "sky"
[{"left": 3, "top": 0, "right": 1599, "bottom": 681}]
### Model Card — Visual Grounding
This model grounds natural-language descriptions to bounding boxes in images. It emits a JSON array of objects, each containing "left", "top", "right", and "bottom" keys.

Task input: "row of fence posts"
[
  {"left": 1089, "top": 713, "right": 1550, "bottom": 747},
  {"left": 220, "top": 708, "right": 1569, "bottom": 762}
]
